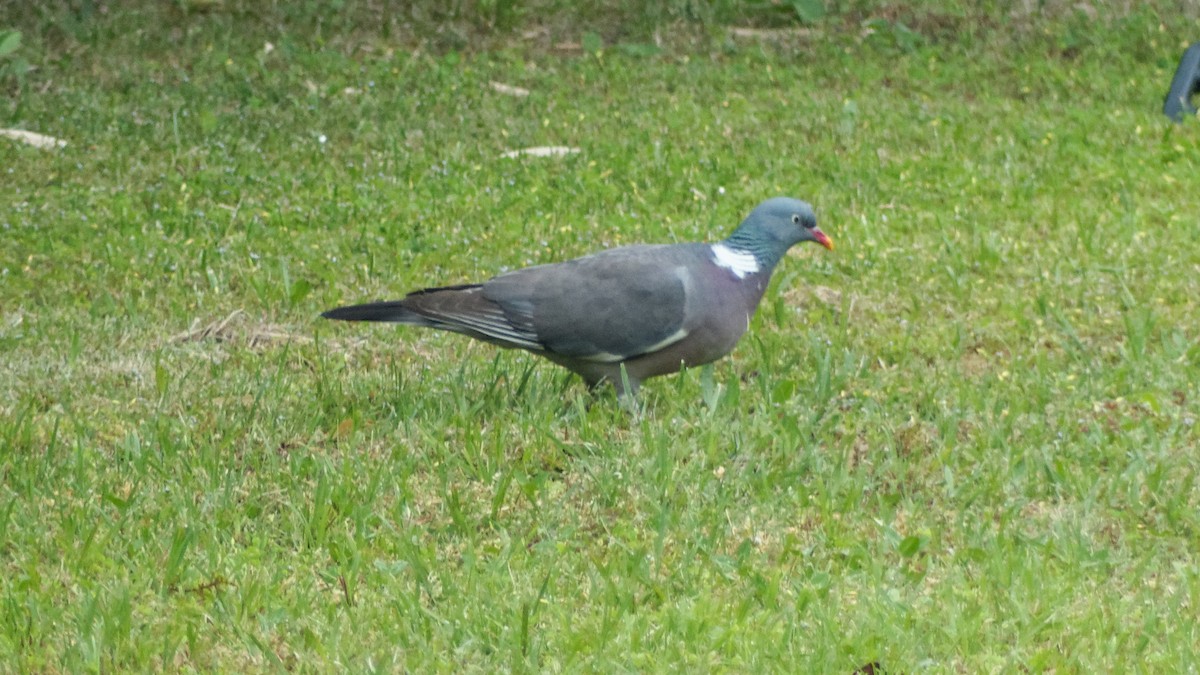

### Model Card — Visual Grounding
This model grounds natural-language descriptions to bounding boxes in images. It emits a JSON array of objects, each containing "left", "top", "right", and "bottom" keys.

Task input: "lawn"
[{"left": 2, "top": 1, "right": 1199, "bottom": 671}]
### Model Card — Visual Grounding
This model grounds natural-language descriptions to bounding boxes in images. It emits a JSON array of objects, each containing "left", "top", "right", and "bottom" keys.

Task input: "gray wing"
[{"left": 482, "top": 244, "right": 706, "bottom": 362}]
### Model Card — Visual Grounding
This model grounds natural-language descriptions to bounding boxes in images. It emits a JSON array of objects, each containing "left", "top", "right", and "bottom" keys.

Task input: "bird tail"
[
  {"left": 321, "top": 299, "right": 431, "bottom": 324},
  {"left": 321, "top": 284, "right": 485, "bottom": 324}
]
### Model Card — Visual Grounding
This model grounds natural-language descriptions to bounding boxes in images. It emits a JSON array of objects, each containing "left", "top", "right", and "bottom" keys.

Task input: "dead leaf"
[
  {"left": 499, "top": 146, "right": 580, "bottom": 159},
  {"left": 729, "top": 27, "right": 816, "bottom": 40},
  {"left": 489, "top": 81, "right": 530, "bottom": 97},
  {"left": 0, "top": 129, "right": 67, "bottom": 149}
]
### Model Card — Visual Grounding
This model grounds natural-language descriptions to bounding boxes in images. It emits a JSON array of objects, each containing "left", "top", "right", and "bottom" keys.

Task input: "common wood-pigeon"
[{"left": 322, "top": 197, "right": 833, "bottom": 397}]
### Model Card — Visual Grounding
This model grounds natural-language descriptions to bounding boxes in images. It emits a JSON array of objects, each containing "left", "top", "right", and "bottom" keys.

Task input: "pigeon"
[{"left": 322, "top": 197, "right": 833, "bottom": 398}]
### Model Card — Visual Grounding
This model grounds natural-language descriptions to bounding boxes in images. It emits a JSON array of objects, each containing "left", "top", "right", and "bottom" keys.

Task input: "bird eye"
[{"left": 791, "top": 214, "right": 801, "bottom": 224}]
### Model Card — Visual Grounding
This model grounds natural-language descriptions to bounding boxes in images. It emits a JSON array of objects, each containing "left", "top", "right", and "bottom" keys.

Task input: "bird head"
[
  {"left": 723, "top": 197, "right": 833, "bottom": 273},
  {"left": 745, "top": 197, "right": 833, "bottom": 251}
]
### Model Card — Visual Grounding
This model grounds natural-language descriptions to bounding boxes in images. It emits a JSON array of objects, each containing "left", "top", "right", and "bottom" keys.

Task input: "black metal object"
[{"left": 1164, "top": 42, "right": 1200, "bottom": 122}]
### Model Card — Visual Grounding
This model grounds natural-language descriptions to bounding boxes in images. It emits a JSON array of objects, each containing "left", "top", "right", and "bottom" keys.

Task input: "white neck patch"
[{"left": 710, "top": 243, "right": 759, "bottom": 279}]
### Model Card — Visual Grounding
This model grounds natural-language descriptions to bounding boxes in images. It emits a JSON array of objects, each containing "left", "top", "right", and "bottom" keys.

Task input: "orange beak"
[{"left": 812, "top": 227, "right": 834, "bottom": 251}]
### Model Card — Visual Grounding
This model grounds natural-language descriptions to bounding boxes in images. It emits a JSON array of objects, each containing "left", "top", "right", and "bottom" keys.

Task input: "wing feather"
[
  {"left": 483, "top": 244, "right": 704, "bottom": 361},
  {"left": 400, "top": 286, "right": 545, "bottom": 350}
]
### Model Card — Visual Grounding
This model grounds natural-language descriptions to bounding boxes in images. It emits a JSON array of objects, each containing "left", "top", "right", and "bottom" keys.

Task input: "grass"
[{"left": 2, "top": 1, "right": 1200, "bottom": 671}]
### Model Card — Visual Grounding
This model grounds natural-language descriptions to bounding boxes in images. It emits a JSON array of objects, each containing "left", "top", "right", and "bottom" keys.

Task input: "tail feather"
[
  {"left": 321, "top": 300, "right": 429, "bottom": 324},
  {"left": 322, "top": 284, "right": 543, "bottom": 350}
]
